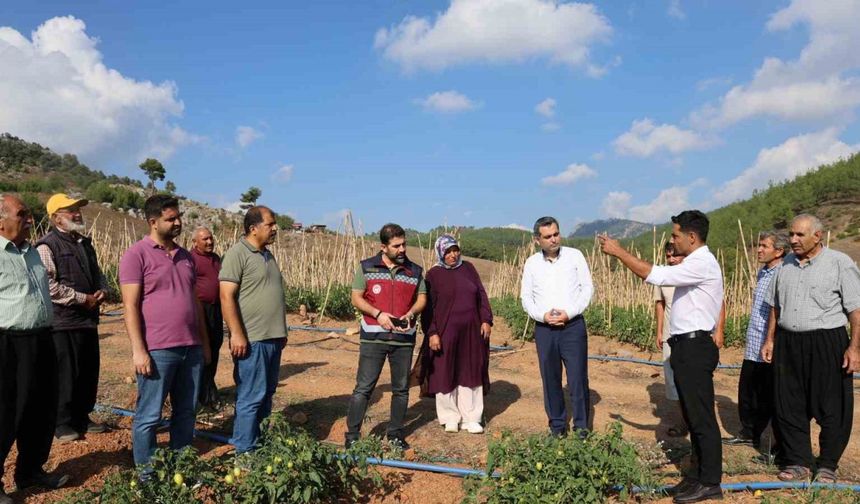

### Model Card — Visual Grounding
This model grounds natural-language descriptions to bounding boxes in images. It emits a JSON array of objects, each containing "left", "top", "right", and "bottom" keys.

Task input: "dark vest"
[
  {"left": 359, "top": 253, "right": 423, "bottom": 344},
  {"left": 36, "top": 229, "right": 102, "bottom": 330}
]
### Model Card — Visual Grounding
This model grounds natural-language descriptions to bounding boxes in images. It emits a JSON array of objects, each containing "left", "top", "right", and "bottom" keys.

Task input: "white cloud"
[
  {"left": 271, "top": 164, "right": 294, "bottom": 183},
  {"left": 0, "top": 16, "right": 199, "bottom": 168},
  {"left": 224, "top": 201, "right": 245, "bottom": 213},
  {"left": 414, "top": 90, "right": 478, "bottom": 113},
  {"left": 695, "top": 76, "right": 732, "bottom": 92},
  {"left": 541, "top": 122, "right": 561, "bottom": 132},
  {"left": 714, "top": 128, "right": 860, "bottom": 205},
  {"left": 600, "top": 191, "right": 631, "bottom": 219},
  {"left": 535, "top": 98, "right": 557, "bottom": 118},
  {"left": 667, "top": 0, "right": 685, "bottom": 20},
  {"left": 691, "top": 0, "right": 860, "bottom": 128},
  {"left": 613, "top": 118, "right": 715, "bottom": 157},
  {"left": 503, "top": 223, "right": 529, "bottom": 231},
  {"left": 374, "top": 0, "right": 613, "bottom": 74},
  {"left": 322, "top": 208, "right": 352, "bottom": 228},
  {"left": 235, "top": 126, "right": 263, "bottom": 148},
  {"left": 541, "top": 163, "right": 597, "bottom": 186},
  {"left": 628, "top": 186, "right": 692, "bottom": 223}
]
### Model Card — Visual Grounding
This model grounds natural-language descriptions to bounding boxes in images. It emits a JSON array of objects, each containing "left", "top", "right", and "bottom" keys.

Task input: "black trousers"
[
  {"left": 737, "top": 359, "right": 776, "bottom": 447},
  {"left": 198, "top": 302, "right": 224, "bottom": 406},
  {"left": 670, "top": 335, "right": 722, "bottom": 485},
  {"left": 345, "top": 343, "right": 413, "bottom": 440},
  {"left": 54, "top": 327, "right": 100, "bottom": 431},
  {"left": 0, "top": 329, "right": 58, "bottom": 480},
  {"left": 773, "top": 327, "right": 853, "bottom": 471}
]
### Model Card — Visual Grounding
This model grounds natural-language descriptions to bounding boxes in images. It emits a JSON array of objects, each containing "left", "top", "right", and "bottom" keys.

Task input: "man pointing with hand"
[{"left": 599, "top": 210, "right": 723, "bottom": 504}]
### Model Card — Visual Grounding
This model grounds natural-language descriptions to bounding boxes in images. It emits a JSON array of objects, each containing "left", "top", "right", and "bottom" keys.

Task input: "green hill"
[{"left": 629, "top": 153, "right": 860, "bottom": 262}]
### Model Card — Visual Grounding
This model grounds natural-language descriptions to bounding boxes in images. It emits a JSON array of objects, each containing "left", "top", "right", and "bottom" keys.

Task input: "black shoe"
[
  {"left": 0, "top": 489, "right": 12, "bottom": 504},
  {"left": 86, "top": 421, "right": 108, "bottom": 434},
  {"left": 55, "top": 424, "right": 81, "bottom": 443},
  {"left": 344, "top": 437, "right": 358, "bottom": 450},
  {"left": 673, "top": 482, "right": 722, "bottom": 503},
  {"left": 387, "top": 436, "right": 410, "bottom": 451},
  {"left": 15, "top": 469, "right": 70, "bottom": 490},
  {"left": 721, "top": 436, "right": 753, "bottom": 446},
  {"left": 668, "top": 477, "right": 697, "bottom": 496}
]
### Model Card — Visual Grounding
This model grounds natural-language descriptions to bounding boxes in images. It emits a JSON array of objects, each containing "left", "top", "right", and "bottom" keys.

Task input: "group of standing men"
[
  {"left": 119, "top": 194, "right": 288, "bottom": 472},
  {"left": 2, "top": 190, "right": 858, "bottom": 504},
  {"left": 600, "top": 211, "right": 860, "bottom": 503},
  {"left": 0, "top": 192, "right": 115, "bottom": 504}
]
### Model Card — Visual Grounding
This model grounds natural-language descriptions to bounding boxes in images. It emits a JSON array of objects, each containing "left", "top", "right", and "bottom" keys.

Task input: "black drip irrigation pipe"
[{"left": 96, "top": 404, "right": 860, "bottom": 494}]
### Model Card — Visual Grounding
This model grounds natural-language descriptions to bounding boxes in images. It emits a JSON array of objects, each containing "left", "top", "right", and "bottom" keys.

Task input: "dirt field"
[{"left": 3, "top": 310, "right": 859, "bottom": 503}]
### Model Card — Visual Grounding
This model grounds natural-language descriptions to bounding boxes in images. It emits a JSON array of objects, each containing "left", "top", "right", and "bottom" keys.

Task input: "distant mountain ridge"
[{"left": 571, "top": 218, "right": 652, "bottom": 239}]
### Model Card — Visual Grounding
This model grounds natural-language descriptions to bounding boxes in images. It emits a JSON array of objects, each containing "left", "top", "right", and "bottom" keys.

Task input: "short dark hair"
[
  {"left": 144, "top": 194, "right": 179, "bottom": 222},
  {"left": 671, "top": 210, "right": 709, "bottom": 243},
  {"left": 379, "top": 223, "right": 405, "bottom": 245},
  {"left": 664, "top": 241, "right": 675, "bottom": 253},
  {"left": 533, "top": 216, "right": 559, "bottom": 236},
  {"left": 243, "top": 206, "right": 274, "bottom": 235}
]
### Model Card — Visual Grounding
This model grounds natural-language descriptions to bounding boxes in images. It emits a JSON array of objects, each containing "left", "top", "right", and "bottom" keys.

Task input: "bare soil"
[{"left": 3, "top": 311, "right": 859, "bottom": 503}]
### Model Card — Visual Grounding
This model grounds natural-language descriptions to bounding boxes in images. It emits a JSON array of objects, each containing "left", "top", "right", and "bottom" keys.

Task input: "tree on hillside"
[
  {"left": 164, "top": 180, "right": 176, "bottom": 194},
  {"left": 240, "top": 186, "right": 262, "bottom": 209},
  {"left": 275, "top": 214, "right": 295, "bottom": 230},
  {"left": 139, "top": 158, "right": 165, "bottom": 195}
]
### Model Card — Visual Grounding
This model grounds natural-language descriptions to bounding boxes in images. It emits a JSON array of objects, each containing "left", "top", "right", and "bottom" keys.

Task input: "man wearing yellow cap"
[{"left": 36, "top": 193, "right": 108, "bottom": 443}]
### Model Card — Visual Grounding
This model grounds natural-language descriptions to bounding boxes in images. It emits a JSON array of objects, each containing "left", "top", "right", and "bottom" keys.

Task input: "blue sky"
[{"left": 2, "top": 0, "right": 859, "bottom": 233}]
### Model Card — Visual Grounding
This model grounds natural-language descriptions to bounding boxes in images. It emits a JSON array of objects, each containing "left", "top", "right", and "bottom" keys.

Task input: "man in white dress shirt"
[
  {"left": 599, "top": 210, "right": 724, "bottom": 504},
  {"left": 520, "top": 216, "right": 593, "bottom": 436}
]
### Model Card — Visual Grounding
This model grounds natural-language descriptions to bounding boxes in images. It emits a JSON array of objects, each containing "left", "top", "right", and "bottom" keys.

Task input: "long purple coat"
[{"left": 420, "top": 261, "right": 493, "bottom": 395}]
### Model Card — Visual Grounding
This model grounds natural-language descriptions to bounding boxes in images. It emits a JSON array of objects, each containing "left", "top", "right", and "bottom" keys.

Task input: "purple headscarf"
[{"left": 434, "top": 234, "right": 462, "bottom": 269}]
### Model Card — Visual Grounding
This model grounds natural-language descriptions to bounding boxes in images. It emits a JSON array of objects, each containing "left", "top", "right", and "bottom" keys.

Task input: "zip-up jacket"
[{"left": 359, "top": 252, "right": 423, "bottom": 344}]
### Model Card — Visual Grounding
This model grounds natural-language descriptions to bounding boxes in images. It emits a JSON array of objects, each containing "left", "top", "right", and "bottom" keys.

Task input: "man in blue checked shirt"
[{"left": 722, "top": 231, "right": 787, "bottom": 454}]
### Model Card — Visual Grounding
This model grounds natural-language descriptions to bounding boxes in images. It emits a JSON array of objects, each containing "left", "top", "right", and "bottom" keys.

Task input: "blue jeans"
[
  {"left": 231, "top": 339, "right": 284, "bottom": 453},
  {"left": 534, "top": 317, "right": 590, "bottom": 434},
  {"left": 132, "top": 345, "right": 202, "bottom": 467}
]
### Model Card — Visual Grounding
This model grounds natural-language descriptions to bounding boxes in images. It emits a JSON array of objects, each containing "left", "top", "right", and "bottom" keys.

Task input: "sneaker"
[
  {"left": 721, "top": 436, "right": 753, "bottom": 446},
  {"left": 462, "top": 422, "right": 484, "bottom": 434},
  {"left": 55, "top": 424, "right": 81, "bottom": 443},
  {"left": 387, "top": 436, "right": 410, "bottom": 451},
  {"left": 86, "top": 421, "right": 108, "bottom": 434},
  {"left": 444, "top": 422, "right": 459, "bottom": 433},
  {"left": 15, "top": 469, "right": 70, "bottom": 490}
]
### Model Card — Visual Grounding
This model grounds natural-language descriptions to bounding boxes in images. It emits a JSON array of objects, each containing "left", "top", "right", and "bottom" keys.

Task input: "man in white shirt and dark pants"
[
  {"left": 521, "top": 216, "right": 593, "bottom": 437},
  {"left": 599, "top": 210, "right": 724, "bottom": 504}
]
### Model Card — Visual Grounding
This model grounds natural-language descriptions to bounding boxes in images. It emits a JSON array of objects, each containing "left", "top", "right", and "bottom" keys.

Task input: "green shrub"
[
  {"left": 493, "top": 300, "right": 748, "bottom": 351},
  {"left": 284, "top": 284, "right": 355, "bottom": 320},
  {"left": 216, "top": 414, "right": 384, "bottom": 503},
  {"left": 59, "top": 414, "right": 386, "bottom": 504},
  {"left": 490, "top": 296, "right": 531, "bottom": 339},
  {"left": 463, "top": 422, "right": 659, "bottom": 503},
  {"left": 84, "top": 181, "right": 144, "bottom": 210}
]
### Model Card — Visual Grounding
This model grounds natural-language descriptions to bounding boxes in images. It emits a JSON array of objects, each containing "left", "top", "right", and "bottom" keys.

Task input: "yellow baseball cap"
[{"left": 46, "top": 193, "right": 89, "bottom": 217}]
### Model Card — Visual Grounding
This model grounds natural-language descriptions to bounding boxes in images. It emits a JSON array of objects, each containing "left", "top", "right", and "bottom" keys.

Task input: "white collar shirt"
[
  {"left": 520, "top": 246, "right": 594, "bottom": 323},
  {"left": 645, "top": 245, "right": 723, "bottom": 335}
]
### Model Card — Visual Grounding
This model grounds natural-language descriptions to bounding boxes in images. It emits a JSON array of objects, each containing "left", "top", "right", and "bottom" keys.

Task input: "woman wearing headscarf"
[{"left": 420, "top": 235, "right": 493, "bottom": 433}]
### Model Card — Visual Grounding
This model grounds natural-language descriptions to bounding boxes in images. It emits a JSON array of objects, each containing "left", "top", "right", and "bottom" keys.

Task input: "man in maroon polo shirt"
[{"left": 191, "top": 226, "right": 223, "bottom": 408}]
